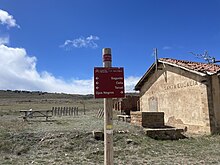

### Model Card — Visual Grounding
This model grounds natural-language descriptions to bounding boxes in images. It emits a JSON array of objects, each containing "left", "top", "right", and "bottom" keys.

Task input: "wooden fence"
[
  {"left": 97, "top": 108, "right": 104, "bottom": 118},
  {"left": 52, "top": 107, "right": 79, "bottom": 116}
]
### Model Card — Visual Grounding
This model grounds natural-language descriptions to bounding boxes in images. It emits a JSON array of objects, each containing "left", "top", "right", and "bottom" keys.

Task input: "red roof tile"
[
  {"left": 135, "top": 58, "right": 220, "bottom": 90},
  {"left": 159, "top": 58, "right": 220, "bottom": 74}
]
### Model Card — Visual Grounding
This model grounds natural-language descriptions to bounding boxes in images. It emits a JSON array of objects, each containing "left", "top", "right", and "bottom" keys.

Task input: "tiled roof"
[
  {"left": 159, "top": 58, "right": 220, "bottom": 75},
  {"left": 135, "top": 58, "right": 220, "bottom": 91}
]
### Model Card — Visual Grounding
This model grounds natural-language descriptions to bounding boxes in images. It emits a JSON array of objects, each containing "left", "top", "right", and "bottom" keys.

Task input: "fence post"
[
  {"left": 76, "top": 107, "right": 78, "bottom": 116},
  {"left": 83, "top": 103, "right": 86, "bottom": 115},
  {"left": 53, "top": 107, "right": 56, "bottom": 116},
  {"left": 71, "top": 107, "right": 73, "bottom": 116},
  {"left": 63, "top": 107, "right": 65, "bottom": 116},
  {"left": 52, "top": 107, "right": 54, "bottom": 116},
  {"left": 55, "top": 107, "right": 57, "bottom": 116},
  {"left": 65, "top": 107, "right": 68, "bottom": 116},
  {"left": 69, "top": 107, "right": 71, "bottom": 116},
  {"left": 61, "top": 107, "right": 63, "bottom": 116},
  {"left": 57, "top": 107, "right": 59, "bottom": 116},
  {"left": 97, "top": 109, "right": 101, "bottom": 118}
]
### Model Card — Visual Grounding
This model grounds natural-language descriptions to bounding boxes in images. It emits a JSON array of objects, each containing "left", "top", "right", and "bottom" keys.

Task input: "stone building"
[
  {"left": 134, "top": 58, "right": 220, "bottom": 134},
  {"left": 113, "top": 95, "right": 139, "bottom": 115}
]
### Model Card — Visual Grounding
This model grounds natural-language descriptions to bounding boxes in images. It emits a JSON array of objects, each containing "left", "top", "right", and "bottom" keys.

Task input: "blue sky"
[{"left": 0, "top": 0, "right": 220, "bottom": 94}]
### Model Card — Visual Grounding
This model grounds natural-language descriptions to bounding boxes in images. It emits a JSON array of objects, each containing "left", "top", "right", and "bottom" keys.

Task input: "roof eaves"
[
  {"left": 206, "top": 71, "right": 216, "bottom": 75},
  {"left": 158, "top": 60, "right": 207, "bottom": 76},
  {"left": 134, "top": 63, "right": 156, "bottom": 91}
]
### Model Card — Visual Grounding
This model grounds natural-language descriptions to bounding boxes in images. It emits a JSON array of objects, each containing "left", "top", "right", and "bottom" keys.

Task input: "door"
[{"left": 148, "top": 96, "right": 158, "bottom": 112}]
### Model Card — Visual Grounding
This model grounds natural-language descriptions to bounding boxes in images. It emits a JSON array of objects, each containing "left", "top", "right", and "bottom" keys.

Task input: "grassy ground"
[{"left": 0, "top": 91, "right": 220, "bottom": 164}]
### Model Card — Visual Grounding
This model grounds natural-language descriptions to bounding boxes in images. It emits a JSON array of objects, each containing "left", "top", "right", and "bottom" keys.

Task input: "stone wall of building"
[
  {"left": 113, "top": 95, "right": 139, "bottom": 115},
  {"left": 211, "top": 75, "right": 220, "bottom": 132},
  {"left": 139, "top": 63, "right": 212, "bottom": 134}
]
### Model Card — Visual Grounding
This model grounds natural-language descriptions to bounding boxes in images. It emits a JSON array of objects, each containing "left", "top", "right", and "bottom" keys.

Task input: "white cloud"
[
  {"left": 162, "top": 45, "right": 184, "bottom": 50},
  {"left": 0, "top": 36, "right": 9, "bottom": 45},
  {"left": 0, "top": 44, "right": 139, "bottom": 94},
  {"left": 60, "top": 35, "right": 99, "bottom": 49},
  {"left": 125, "top": 76, "right": 140, "bottom": 92},
  {"left": 162, "top": 46, "right": 172, "bottom": 50},
  {"left": 0, "top": 44, "right": 93, "bottom": 94},
  {"left": 0, "top": 10, "right": 140, "bottom": 95},
  {"left": 0, "top": 9, "right": 20, "bottom": 28}
]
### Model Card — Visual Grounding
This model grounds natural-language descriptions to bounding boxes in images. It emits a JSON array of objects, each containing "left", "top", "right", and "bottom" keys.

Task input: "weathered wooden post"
[
  {"left": 74, "top": 107, "right": 76, "bottom": 116},
  {"left": 63, "top": 107, "right": 65, "bottom": 116},
  {"left": 94, "top": 48, "right": 125, "bottom": 165},
  {"left": 83, "top": 103, "right": 86, "bottom": 115},
  {"left": 65, "top": 107, "right": 67, "bottom": 116},
  {"left": 68, "top": 107, "right": 71, "bottom": 116},
  {"left": 58, "top": 107, "right": 60, "bottom": 116},
  {"left": 71, "top": 107, "right": 74, "bottom": 116},
  {"left": 103, "top": 48, "right": 113, "bottom": 165},
  {"left": 52, "top": 107, "right": 54, "bottom": 116},
  {"left": 55, "top": 107, "right": 58, "bottom": 116},
  {"left": 76, "top": 107, "right": 78, "bottom": 116},
  {"left": 60, "top": 107, "right": 63, "bottom": 116}
]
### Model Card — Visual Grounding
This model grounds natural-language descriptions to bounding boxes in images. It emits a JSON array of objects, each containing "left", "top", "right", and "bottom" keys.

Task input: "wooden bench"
[
  {"left": 20, "top": 110, "right": 52, "bottom": 121},
  {"left": 117, "top": 115, "right": 131, "bottom": 122}
]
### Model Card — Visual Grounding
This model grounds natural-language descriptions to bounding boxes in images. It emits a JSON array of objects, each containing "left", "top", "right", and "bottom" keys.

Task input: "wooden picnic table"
[
  {"left": 20, "top": 109, "right": 52, "bottom": 121},
  {"left": 117, "top": 114, "right": 131, "bottom": 122}
]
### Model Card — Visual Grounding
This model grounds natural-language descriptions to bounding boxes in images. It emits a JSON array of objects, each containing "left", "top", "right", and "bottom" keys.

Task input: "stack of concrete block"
[
  {"left": 144, "top": 128, "right": 185, "bottom": 140},
  {"left": 130, "top": 111, "right": 165, "bottom": 128},
  {"left": 130, "top": 111, "right": 142, "bottom": 126}
]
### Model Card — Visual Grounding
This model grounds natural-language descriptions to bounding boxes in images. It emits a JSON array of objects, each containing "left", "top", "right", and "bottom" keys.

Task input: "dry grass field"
[{"left": 0, "top": 90, "right": 220, "bottom": 165}]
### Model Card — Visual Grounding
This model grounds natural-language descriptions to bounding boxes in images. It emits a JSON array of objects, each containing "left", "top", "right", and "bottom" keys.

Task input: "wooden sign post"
[
  {"left": 103, "top": 48, "right": 113, "bottom": 165},
  {"left": 94, "top": 48, "right": 125, "bottom": 165}
]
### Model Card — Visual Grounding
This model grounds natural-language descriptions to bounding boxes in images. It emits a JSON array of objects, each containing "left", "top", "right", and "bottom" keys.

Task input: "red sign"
[{"left": 94, "top": 67, "right": 125, "bottom": 98}]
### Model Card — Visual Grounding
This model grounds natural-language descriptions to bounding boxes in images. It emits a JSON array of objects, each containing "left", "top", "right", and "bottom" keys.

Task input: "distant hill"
[
  {"left": 0, "top": 90, "right": 93, "bottom": 100},
  {"left": 0, "top": 90, "right": 139, "bottom": 101}
]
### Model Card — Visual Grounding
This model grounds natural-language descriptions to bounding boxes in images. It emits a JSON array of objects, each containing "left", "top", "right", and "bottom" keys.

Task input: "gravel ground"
[
  {"left": 0, "top": 93, "right": 220, "bottom": 165},
  {"left": 1, "top": 110, "right": 220, "bottom": 165}
]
